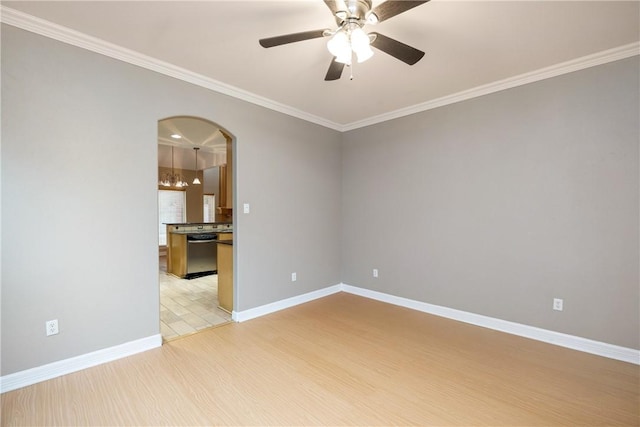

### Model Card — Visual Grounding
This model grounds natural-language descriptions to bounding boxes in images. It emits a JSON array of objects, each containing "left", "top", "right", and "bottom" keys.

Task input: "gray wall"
[
  {"left": 342, "top": 57, "right": 639, "bottom": 349},
  {"left": 1, "top": 25, "right": 342, "bottom": 375},
  {"left": 2, "top": 22, "right": 638, "bottom": 378}
]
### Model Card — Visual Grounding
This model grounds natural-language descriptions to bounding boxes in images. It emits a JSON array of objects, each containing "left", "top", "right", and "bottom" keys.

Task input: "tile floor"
[{"left": 159, "top": 256, "right": 232, "bottom": 341}]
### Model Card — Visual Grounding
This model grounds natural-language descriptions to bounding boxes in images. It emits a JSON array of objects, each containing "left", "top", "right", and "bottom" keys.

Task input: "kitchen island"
[{"left": 164, "top": 222, "right": 232, "bottom": 278}]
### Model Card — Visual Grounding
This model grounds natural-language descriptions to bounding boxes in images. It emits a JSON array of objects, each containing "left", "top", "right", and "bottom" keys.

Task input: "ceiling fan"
[{"left": 259, "top": 0, "right": 429, "bottom": 81}]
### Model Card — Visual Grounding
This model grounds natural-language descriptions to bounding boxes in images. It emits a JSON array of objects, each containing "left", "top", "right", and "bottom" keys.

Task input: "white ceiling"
[
  {"left": 158, "top": 117, "right": 228, "bottom": 169},
  {"left": 3, "top": 1, "right": 639, "bottom": 130}
]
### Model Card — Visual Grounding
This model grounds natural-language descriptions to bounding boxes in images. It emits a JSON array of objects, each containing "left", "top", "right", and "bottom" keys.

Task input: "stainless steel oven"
[{"left": 186, "top": 233, "right": 217, "bottom": 278}]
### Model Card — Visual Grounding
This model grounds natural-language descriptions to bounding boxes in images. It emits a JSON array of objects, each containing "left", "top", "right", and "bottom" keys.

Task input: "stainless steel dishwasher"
[{"left": 186, "top": 233, "right": 217, "bottom": 278}]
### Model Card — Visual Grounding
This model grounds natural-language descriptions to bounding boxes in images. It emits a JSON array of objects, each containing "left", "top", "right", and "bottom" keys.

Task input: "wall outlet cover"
[
  {"left": 46, "top": 319, "right": 59, "bottom": 336},
  {"left": 553, "top": 298, "right": 564, "bottom": 311}
]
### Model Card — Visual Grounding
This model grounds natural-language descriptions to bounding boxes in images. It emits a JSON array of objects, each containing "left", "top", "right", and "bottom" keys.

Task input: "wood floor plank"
[{"left": 2, "top": 292, "right": 638, "bottom": 425}]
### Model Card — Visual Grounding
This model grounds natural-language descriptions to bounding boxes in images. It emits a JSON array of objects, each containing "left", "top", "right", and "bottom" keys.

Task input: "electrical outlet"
[
  {"left": 553, "top": 298, "right": 564, "bottom": 311},
  {"left": 291, "top": 272, "right": 297, "bottom": 282},
  {"left": 46, "top": 319, "right": 59, "bottom": 336},
  {"left": 373, "top": 269, "right": 378, "bottom": 278}
]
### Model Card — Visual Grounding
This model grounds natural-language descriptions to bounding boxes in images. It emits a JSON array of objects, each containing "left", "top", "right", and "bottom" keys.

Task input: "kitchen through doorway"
[{"left": 157, "top": 116, "right": 235, "bottom": 341}]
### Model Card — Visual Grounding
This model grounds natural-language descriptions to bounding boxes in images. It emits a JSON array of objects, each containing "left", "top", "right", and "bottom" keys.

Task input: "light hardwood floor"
[{"left": 2, "top": 293, "right": 638, "bottom": 426}]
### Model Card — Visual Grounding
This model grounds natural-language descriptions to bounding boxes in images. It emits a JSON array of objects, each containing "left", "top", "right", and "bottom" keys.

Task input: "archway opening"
[{"left": 157, "top": 116, "right": 235, "bottom": 342}]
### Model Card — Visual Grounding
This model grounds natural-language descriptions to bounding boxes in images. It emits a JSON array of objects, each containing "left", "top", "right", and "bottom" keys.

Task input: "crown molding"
[
  {"left": 0, "top": 6, "right": 344, "bottom": 132},
  {"left": 2, "top": 6, "right": 638, "bottom": 133},
  {"left": 343, "top": 41, "right": 640, "bottom": 131}
]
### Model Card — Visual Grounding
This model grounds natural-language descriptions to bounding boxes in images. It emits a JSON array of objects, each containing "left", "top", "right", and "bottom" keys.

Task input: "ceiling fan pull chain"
[{"left": 349, "top": 55, "right": 355, "bottom": 80}]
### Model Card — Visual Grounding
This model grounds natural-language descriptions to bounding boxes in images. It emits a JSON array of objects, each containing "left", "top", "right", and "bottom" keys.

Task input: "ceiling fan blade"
[
  {"left": 259, "top": 29, "right": 328, "bottom": 48},
  {"left": 370, "top": 1, "right": 429, "bottom": 23},
  {"left": 370, "top": 32, "right": 425, "bottom": 65},
  {"left": 323, "top": 0, "right": 341, "bottom": 16},
  {"left": 325, "top": 57, "right": 345, "bottom": 81}
]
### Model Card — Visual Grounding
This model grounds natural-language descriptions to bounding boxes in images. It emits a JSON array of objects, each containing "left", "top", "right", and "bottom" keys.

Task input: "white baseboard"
[
  {"left": 233, "top": 284, "right": 343, "bottom": 322},
  {"left": 231, "top": 283, "right": 639, "bottom": 364},
  {"left": 3, "top": 283, "right": 637, "bottom": 394},
  {"left": 0, "top": 334, "right": 162, "bottom": 393},
  {"left": 341, "top": 284, "right": 640, "bottom": 365}
]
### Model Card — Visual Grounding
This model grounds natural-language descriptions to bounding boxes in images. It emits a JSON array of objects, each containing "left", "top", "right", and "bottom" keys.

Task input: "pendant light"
[
  {"left": 159, "top": 146, "right": 188, "bottom": 188},
  {"left": 192, "top": 147, "right": 201, "bottom": 185}
]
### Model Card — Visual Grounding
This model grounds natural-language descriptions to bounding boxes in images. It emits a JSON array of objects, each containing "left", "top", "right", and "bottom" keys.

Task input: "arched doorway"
[{"left": 157, "top": 116, "right": 235, "bottom": 341}]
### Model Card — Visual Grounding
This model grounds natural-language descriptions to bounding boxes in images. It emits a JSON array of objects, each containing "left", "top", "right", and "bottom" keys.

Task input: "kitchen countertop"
[
  {"left": 170, "top": 230, "right": 233, "bottom": 235},
  {"left": 166, "top": 222, "right": 233, "bottom": 235},
  {"left": 163, "top": 222, "right": 232, "bottom": 226}
]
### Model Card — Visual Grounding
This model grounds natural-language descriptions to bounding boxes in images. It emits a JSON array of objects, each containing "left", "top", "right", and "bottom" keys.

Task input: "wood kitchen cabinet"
[
  {"left": 218, "top": 232, "right": 233, "bottom": 242},
  {"left": 168, "top": 232, "right": 187, "bottom": 278},
  {"left": 217, "top": 233, "right": 233, "bottom": 313},
  {"left": 215, "top": 133, "right": 233, "bottom": 222}
]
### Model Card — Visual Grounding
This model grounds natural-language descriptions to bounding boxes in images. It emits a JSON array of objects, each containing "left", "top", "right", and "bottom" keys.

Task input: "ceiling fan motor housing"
[{"left": 336, "top": 0, "right": 373, "bottom": 22}]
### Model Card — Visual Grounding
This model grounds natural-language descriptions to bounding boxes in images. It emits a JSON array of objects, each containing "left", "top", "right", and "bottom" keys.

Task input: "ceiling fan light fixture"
[
  {"left": 350, "top": 27, "right": 374, "bottom": 63},
  {"left": 350, "top": 27, "right": 368, "bottom": 49},
  {"left": 355, "top": 45, "right": 374, "bottom": 63},
  {"left": 327, "top": 31, "right": 350, "bottom": 57},
  {"left": 335, "top": 51, "right": 352, "bottom": 65},
  {"left": 366, "top": 12, "right": 379, "bottom": 25}
]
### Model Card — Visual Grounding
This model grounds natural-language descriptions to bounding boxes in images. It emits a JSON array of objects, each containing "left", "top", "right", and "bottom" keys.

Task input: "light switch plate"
[{"left": 243, "top": 203, "right": 250, "bottom": 214}]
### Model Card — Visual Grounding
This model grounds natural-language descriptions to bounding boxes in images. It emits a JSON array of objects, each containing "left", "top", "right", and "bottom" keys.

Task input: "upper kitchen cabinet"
[{"left": 216, "top": 131, "right": 233, "bottom": 222}]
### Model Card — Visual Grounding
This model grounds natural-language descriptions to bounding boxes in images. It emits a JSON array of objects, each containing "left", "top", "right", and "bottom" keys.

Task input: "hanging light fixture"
[
  {"left": 327, "top": 30, "right": 351, "bottom": 64},
  {"left": 350, "top": 27, "right": 374, "bottom": 63},
  {"left": 326, "top": 21, "right": 374, "bottom": 65},
  {"left": 192, "top": 147, "right": 201, "bottom": 185},
  {"left": 159, "top": 146, "right": 188, "bottom": 188}
]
